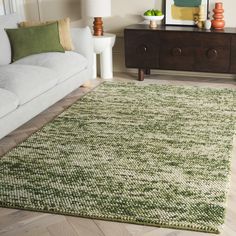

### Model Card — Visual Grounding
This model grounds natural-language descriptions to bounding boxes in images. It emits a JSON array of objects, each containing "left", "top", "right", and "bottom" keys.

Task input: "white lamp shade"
[{"left": 85, "top": 0, "right": 111, "bottom": 17}]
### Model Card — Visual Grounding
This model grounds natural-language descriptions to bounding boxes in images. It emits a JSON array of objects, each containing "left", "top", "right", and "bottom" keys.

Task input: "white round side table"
[{"left": 93, "top": 33, "right": 116, "bottom": 79}]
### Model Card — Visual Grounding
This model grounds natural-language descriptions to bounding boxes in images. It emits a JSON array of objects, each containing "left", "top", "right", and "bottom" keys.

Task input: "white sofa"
[{"left": 0, "top": 14, "right": 94, "bottom": 140}]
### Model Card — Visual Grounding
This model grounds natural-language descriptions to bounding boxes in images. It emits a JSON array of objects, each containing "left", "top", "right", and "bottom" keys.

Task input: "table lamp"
[{"left": 85, "top": 0, "right": 111, "bottom": 36}]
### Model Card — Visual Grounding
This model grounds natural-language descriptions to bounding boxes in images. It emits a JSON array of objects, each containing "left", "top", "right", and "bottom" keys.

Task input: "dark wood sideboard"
[{"left": 124, "top": 24, "right": 236, "bottom": 81}]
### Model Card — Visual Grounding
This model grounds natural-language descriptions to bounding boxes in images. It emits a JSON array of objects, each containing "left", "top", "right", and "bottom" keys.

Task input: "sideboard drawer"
[
  {"left": 194, "top": 34, "right": 230, "bottom": 73},
  {"left": 124, "top": 30, "right": 160, "bottom": 68},
  {"left": 159, "top": 32, "right": 195, "bottom": 71}
]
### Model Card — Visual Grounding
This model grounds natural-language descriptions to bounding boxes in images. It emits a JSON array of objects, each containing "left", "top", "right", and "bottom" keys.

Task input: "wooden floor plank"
[
  {"left": 0, "top": 210, "right": 39, "bottom": 232},
  {"left": 1, "top": 228, "right": 51, "bottom": 236},
  {"left": 0, "top": 213, "right": 65, "bottom": 236},
  {"left": 47, "top": 220, "right": 79, "bottom": 236},
  {"left": 67, "top": 217, "right": 105, "bottom": 236},
  {"left": 94, "top": 220, "right": 133, "bottom": 236}
]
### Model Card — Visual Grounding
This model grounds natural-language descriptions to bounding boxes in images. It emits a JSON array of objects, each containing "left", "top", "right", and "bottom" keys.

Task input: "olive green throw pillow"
[{"left": 5, "top": 22, "right": 64, "bottom": 62}]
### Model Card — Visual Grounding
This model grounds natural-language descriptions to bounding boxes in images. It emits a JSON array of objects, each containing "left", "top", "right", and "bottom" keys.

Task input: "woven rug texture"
[{"left": 0, "top": 82, "right": 236, "bottom": 233}]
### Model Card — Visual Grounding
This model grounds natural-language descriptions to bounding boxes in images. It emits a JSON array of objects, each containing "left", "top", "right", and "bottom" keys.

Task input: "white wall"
[
  {"left": 24, "top": 0, "right": 82, "bottom": 22},
  {"left": 81, "top": 0, "right": 235, "bottom": 35},
  {"left": 24, "top": 0, "right": 236, "bottom": 29},
  {"left": 23, "top": 0, "right": 236, "bottom": 75},
  {"left": 211, "top": 0, "right": 235, "bottom": 28}
]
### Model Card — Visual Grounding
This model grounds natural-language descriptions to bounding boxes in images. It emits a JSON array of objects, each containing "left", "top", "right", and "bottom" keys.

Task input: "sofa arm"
[{"left": 70, "top": 27, "right": 93, "bottom": 77}]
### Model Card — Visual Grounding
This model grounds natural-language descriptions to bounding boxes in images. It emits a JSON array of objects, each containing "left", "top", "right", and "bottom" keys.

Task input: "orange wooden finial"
[{"left": 93, "top": 17, "right": 103, "bottom": 36}]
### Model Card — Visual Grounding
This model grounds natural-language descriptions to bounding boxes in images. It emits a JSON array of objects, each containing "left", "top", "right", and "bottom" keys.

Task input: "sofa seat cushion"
[
  {"left": 14, "top": 51, "right": 88, "bottom": 83},
  {"left": 0, "top": 64, "right": 58, "bottom": 105},
  {"left": 0, "top": 88, "right": 19, "bottom": 118}
]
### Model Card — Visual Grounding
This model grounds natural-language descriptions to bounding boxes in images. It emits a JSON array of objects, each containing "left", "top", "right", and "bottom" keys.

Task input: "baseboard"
[{"left": 118, "top": 68, "right": 235, "bottom": 79}]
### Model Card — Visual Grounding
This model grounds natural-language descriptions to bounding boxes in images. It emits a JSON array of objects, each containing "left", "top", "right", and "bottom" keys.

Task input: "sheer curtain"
[
  {"left": 0, "top": 0, "right": 5, "bottom": 15},
  {"left": 0, "top": 0, "right": 25, "bottom": 19},
  {"left": 14, "top": 0, "right": 25, "bottom": 20}
]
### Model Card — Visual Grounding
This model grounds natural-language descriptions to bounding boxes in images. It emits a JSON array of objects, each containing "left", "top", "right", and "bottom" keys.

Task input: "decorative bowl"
[
  {"left": 143, "top": 15, "right": 164, "bottom": 21},
  {"left": 142, "top": 15, "right": 164, "bottom": 28}
]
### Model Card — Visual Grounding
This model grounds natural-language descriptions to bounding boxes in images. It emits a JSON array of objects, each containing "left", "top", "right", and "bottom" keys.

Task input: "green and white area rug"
[{"left": 0, "top": 82, "right": 236, "bottom": 233}]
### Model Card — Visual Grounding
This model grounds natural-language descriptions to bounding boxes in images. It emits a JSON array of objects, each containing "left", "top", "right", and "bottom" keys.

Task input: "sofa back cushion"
[
  {"left": 5, "top": 22, "right": 65, "bottom": 62},
  {"left": 19, "top": 18, "right": 74, "bottom": 51},
  {"left": 14, "top": 51, "right": 88, "bottom": 83},
  {"left": 0, "top": 14, "right": 18, "bottom": 65}
]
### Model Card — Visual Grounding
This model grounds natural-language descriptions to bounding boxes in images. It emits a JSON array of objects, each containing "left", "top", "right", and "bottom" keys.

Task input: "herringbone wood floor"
[{"left": 0, "top": 73, "right": 236, "bottom": 236}]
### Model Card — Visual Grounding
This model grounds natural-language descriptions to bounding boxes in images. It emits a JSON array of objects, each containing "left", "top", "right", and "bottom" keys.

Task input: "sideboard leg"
[
  {"left": 138, "top": 68, "right": 145, "bottom": 81},
  {"left": 145, "top": 68, "right": 151, "bottom": 75}
]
